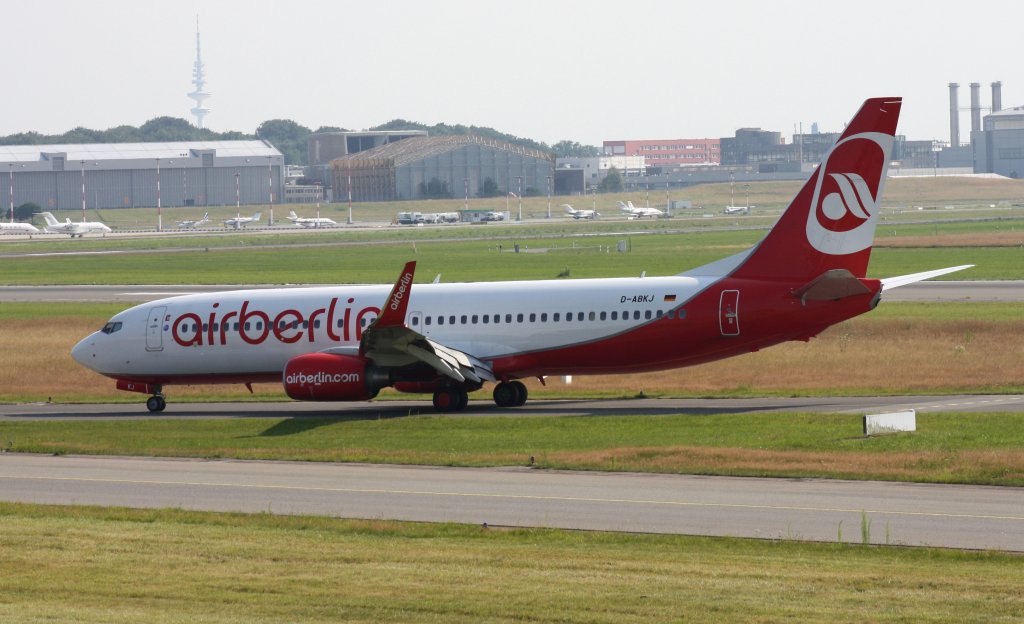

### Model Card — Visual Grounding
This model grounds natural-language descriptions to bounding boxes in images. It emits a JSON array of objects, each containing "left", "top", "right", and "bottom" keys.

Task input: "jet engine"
[{"left": 283, "top": 353, "right": 388, "bottom": 401}]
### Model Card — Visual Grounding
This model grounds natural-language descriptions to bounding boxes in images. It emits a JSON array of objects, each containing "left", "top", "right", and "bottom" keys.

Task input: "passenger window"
[
  {"left": 472, "top": 315, "right": 478, "bottom": 324},
  {"left": 599, "top": 311, "right": 606, "bottom": 321},
  {"left": 505, "top": 314, "right": 512, "bottom": 323},
  {"left": 517, "top": 313, "right": 524, "bottom": 323},
  {"left": 529, "top": 313, "right": 536, "bottom": 322},
  {"left": 540, "top": 313, "right": 547, "bottom": 322},
  {"left": 553, "top": 313, "right": 560, "bottom": 322},
  {"left": 633, "top": 311, "right": 640, "bottom": 320},
  {"left": 577, "top": 312, "right": 584, "bottom": 321},
  {"left": 677, "top": 309, "right": 686, "bottom": 320},
  {"left": 411, "top": 316, "right": 419, "bottom": 326},
  {"left": 314, "top": 320, "right": 321, "bottom": 328},
  {"left": 588, "top": 311, "right": 596, "bottom": 321},
  {"left": 482, "top": 315, "right": 489, "bottom": 324},
  {"left": 425, "top": 317, "right": 431, "bottom": 326},
  {"left": 438, "top": 316, "right": 444, "bottom": 326},
  {"left": 667, "top": 310, "right": 675, "bottom": 319},
  {"left": 645, "top": 310, "right": 652, "bottom": 320},
  {"left": 449, "top": 316, "right": 456, "bottom": 325},
  {"left": 461, "top": 315, "right": 467, "bottom": 324},
  {"left": 611, "top": 311, "right": 618, "bottom": 320},
  {"left": 336, "top": 319, "right": 344, "bottom": 328},
  {"left": 656, "top": 310, "right": 663, "bottom": 318}
]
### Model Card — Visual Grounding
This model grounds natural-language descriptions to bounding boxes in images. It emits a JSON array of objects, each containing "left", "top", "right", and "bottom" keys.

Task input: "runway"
[
  {"left": 1, "top": 453, "right": 1021, "bottom": 551},
  {"left": 4, "top": 394, "right": 1024, "bottom": 421},
  {"left": 1, "top": 280, "right": 1023, "bottom": 303}
]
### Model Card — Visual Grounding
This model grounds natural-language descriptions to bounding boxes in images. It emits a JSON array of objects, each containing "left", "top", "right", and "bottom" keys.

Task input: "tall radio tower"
[{"left": 187, "top": 17, "right": 210, "bottom": 128}]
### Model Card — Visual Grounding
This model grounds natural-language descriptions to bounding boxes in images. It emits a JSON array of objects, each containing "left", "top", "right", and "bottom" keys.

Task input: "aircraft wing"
[
  {"left": 880, "top": 265, "right": 974, "bottom": 291},
  {"left": 357, "top": 261, "right": 495, "bottom": 384}
]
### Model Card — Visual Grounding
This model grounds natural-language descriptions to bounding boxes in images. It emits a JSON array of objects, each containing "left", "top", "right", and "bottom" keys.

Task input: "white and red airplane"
[{"left": 72, "top": 98, "right": 971, "bottom": 413}]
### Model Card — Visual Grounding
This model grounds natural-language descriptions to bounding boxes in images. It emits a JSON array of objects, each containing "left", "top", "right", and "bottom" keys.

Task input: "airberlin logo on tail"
[{"left": 806, "top": 132, "right": 894, "bottom": 256}]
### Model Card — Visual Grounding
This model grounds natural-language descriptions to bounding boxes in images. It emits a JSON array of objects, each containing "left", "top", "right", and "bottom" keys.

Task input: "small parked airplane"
[
  {"left": 0, "top": 221, "right": 40, "bottom": 234},
  {"left": 724, "top": 205, "right": 751, "bottom": 215},
  {"left": 39, "top": 212, "right": 112, "bottom": 237},
  {"left": 618, "top": 201, "right": 664, "bottom": 218},
  {"left": 287, "top": 210, "right": 337, "bottom": 228},
  {"left": 72, "top": 97, "right": 971, "bottom": 414},
  {"left": 563, "top": 204, "right": 598, "bottom": 219},
  {"left": 176, "top": 212, "right": 210, "bottom": 229},
  {"left": 224, "top": 212, "right": 262, "bottom": 229}
]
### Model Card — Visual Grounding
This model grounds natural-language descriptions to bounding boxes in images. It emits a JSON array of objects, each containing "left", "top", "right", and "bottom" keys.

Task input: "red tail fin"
[
  {"left": 733, "top": 97, "right": 902, "bottom": 281},
  {"left": 374, "top": 261, "right": 416, "bottom": 328}
]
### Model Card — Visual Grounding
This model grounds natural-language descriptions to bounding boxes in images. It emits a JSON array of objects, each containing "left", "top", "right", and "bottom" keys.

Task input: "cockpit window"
[{"left": 100, "top": 321, "right": 123, "bottom": 334}]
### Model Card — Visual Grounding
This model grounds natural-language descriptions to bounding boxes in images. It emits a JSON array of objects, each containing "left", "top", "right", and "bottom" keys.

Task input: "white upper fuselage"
[
  {"left": 291, "top": 217, "right": 337, "bottom": 228},
  {"left": 72, "top": 275, "right": 711, "bottom": 381},
  {"left": 45, "top": 221, "right": 112, "bottom": 236},
  {"left": 0, "top": 222, "right": 40, "bottom": 234}
]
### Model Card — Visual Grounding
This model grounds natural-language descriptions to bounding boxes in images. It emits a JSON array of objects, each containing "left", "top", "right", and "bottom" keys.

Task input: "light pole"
[
  {"left": 546, "top": 175, "right": 552, "bottom": 219},
  {"left": 80, "top": 160, "right": 87, "bottom": 222},
  {"left": 464, "top": 178, "right": 469, "bottom": 212},
  {"left": 744, "top": 184, "right": 750, "bottom": 209},
  {"left": 234, "top": 173, "right": 241, "bottom": 219},
  {"left": 515, "top": 176, "right": 523, "bottom": 221},
  {"left": 182, "top": 166, "right": 187, "bottom": 207},
  {"left": 155, "top": 158, "right": 162, "bottom": 232},
  {"left": 267, "top": 156, "right": 274, "bottom": 226},
  {"left": 347, "top": 174, "right": 353, "bottom": 225},
  {"left": 8, "top": 163, "right": 13, "bottom": 224}
]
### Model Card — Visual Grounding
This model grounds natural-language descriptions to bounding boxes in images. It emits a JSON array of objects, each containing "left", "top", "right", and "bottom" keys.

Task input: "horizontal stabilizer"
[
  {"left": 880, "top": 265, "right": 974, "bottom": 291},
  {"left": 792, "top": 269, "right": 872, "bottom": 303}
]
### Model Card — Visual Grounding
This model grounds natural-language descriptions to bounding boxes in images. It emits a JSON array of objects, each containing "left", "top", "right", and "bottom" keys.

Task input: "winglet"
[{"left": 375, "top": 261, "right": 417, "bottom": 328}]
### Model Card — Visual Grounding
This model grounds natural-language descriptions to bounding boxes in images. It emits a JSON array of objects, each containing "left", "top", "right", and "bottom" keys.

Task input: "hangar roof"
[
  {"left": 332, "top": 135, "right": 552, "bottom": 167},
  {"left": 0, "top": 140, "right": 282, "bottom": 164}
]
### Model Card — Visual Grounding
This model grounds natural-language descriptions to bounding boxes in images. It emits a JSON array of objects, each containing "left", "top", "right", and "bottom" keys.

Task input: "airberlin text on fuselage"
[{"left": 170, "top": 297, "right": 380, "bottom": 347}]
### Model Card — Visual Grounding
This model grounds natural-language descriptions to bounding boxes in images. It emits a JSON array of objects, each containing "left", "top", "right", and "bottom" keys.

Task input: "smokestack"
[
  {"left": 970, "top": 82, "right": 982, "bottom": 134},
  {"left": 949, "top": 83, "right": 960, "bottom": 147},
  {"left": 992, "top": 81, "right": 1002, "bottom": 113}
]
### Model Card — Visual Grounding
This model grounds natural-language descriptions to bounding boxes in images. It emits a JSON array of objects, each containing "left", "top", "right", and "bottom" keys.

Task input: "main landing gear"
[
  {"left": 492, "top": 381, "right": 528, "bottom": 408},
  {"left": 432, "top": 387, "right": 469, "bottom": 412}
]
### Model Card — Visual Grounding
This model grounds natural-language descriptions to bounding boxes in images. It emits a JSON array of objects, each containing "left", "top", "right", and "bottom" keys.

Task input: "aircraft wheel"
[
  {"left": 509, "top": 381, "right": 528, "bottom": 407},
  {"left": 146, "top": 396, "right": 166, "bottom": 413},
  {"left": 492, "top": 382, "right": 519, "bottom": 407},
  {"left": 433, "top": 389, "right": 469, "bottom": 412}
]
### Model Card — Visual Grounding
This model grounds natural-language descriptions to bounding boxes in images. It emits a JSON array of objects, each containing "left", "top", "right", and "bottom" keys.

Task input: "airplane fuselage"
[{"left": 73, "top": 274, "right": 878, "bottom": 386}]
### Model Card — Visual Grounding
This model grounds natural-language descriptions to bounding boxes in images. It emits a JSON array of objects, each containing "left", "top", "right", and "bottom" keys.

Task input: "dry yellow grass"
[{"left": 1, "top": 314, "right": 1018, "bottom": 403}]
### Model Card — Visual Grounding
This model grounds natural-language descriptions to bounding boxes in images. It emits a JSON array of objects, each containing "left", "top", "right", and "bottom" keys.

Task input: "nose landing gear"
[{"left": 145, "top": 393, "right": 167, "bottom": 412}]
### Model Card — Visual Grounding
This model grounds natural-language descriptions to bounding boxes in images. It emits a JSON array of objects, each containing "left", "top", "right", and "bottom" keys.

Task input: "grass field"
[
  {"left": 0, "top": 503, "right": 1020, "bottom": 624},
  {"left": 1, "top": 227, "right": 1015, "bottom": 284},
  {"left": 4, "top": 411, "right": 1024, "bottom": 486}
]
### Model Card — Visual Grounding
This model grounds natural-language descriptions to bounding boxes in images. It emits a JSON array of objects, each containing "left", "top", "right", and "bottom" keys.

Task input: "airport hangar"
[
  {"left": 330, "top": 135, "right": 556, "bottom": 202},
  {"left": 1, "top": 141, "right": 284, "bottom": 212}
]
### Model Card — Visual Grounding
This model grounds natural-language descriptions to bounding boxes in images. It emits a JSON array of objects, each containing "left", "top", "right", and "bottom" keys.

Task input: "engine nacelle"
[{"left": 283, "top": 353, "right": 383, "bottom": 401}]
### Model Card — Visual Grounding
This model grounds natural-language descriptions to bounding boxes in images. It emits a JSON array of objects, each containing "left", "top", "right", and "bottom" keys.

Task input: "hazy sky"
[{"left": 2, "top": 0, "right": 1019, "bottom": 145}]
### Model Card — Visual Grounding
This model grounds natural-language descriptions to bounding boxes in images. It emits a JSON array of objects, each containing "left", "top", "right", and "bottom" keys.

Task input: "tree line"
[{"left": 2, "top": 118, "right": 600, "bottom": 166}]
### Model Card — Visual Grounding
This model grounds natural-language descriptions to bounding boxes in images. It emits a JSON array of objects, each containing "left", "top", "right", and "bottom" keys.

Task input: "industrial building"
[
  {"left": 603, "top": 138, "right": 720, "bottom": 166},
  {"left": 1, "top": 141, "right": 284, "bottom": 211},
  {"left": 331, "top": 135, "right": 554, "bottom": 202}
]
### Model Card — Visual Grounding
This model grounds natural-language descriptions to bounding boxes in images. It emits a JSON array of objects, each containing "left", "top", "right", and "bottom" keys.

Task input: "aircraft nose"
[{"left": 71, "top": 334, "right": 98, "bottom": 369}]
